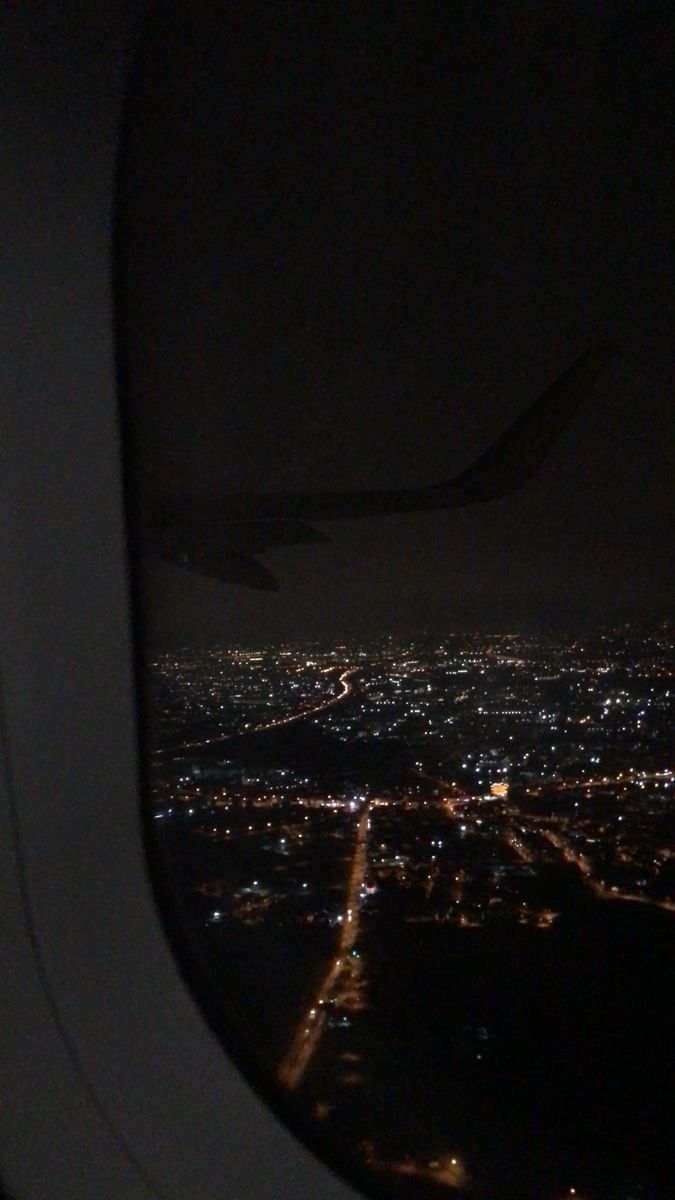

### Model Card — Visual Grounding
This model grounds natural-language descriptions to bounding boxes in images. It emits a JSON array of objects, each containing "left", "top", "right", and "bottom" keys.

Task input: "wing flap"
[{"left": 148, "top": 518, "right": 330, "bottom": 589}]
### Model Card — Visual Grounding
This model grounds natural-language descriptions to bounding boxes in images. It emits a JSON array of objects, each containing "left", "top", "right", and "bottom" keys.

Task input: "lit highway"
[
  {"left": 278, "top": 797, "right": 372, "bottom": 1091},
  {"left": 153, "top": 668, "right": 356, "bottom": 757}
]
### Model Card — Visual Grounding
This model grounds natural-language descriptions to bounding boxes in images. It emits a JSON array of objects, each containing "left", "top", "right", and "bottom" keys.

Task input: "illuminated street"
[{"left": 279, "top": 796, "right": 373, "bottom": 1090}]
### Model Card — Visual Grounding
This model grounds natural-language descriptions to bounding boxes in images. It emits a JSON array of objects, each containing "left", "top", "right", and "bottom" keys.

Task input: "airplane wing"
[{"left": 143, "top": 341, "right": 617, "bottom": 590}]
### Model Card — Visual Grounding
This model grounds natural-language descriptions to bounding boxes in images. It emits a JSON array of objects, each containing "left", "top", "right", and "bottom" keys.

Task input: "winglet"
[{"left": 419, "top": 340, "right": 620, "bottom": 507}]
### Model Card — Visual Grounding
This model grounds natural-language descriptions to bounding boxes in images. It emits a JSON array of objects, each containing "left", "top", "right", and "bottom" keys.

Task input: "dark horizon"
[{"left": 145, "top": 610, "right": 673, "bottom": 656}]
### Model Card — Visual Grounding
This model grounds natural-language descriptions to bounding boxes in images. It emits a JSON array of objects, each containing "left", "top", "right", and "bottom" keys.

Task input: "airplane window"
[{"left": 116, "top": 5, "right": 673, "bottom": 1199}]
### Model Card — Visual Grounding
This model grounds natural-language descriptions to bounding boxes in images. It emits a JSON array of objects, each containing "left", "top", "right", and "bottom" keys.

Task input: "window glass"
[{"left": 117, "top": 6, "right": 674, "bottom": 1199}]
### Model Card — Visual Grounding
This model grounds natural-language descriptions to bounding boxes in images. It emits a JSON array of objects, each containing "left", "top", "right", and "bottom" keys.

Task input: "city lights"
[{"left": 149, "top": 627, "right": 673, "bottom": 1197}]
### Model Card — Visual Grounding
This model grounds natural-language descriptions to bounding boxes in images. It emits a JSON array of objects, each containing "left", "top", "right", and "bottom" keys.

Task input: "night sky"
[{"left": 118, "top": 2, "right": 673, "bottom": 647}]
